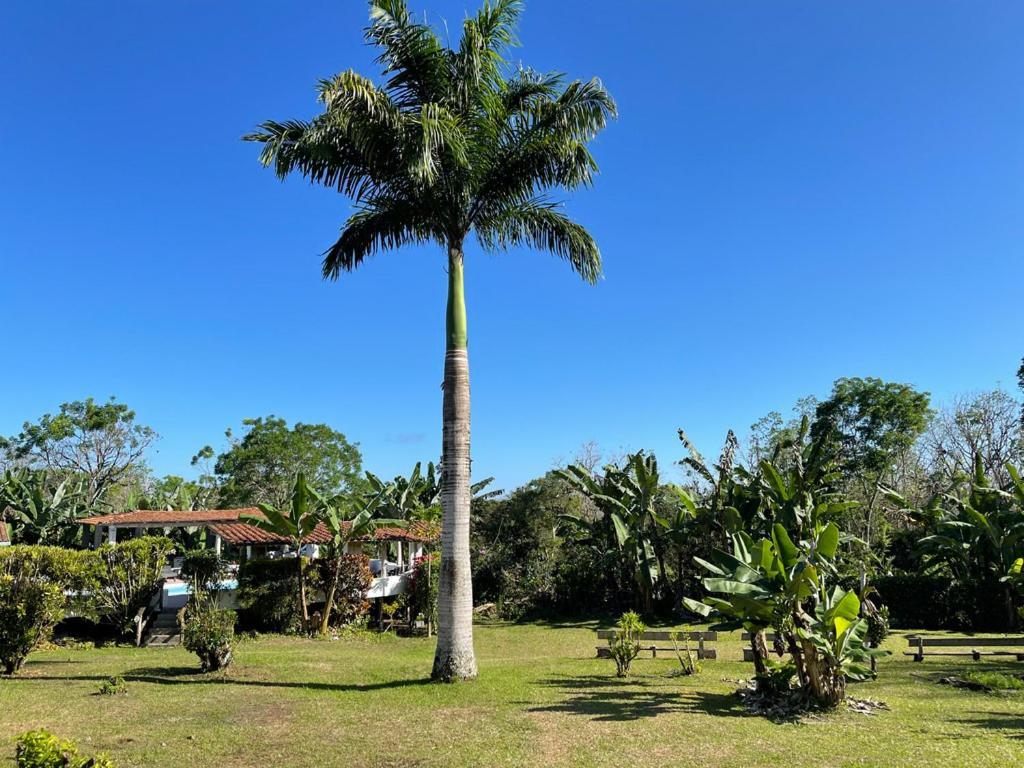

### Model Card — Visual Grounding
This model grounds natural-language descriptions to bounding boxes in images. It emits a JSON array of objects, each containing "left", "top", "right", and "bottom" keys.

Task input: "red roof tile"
[
  {"left": 208, "top": 521, "right": 334, "bottom": 546},
  {"left": 78, "top": 508, "right": 259, "bottom": 527}
]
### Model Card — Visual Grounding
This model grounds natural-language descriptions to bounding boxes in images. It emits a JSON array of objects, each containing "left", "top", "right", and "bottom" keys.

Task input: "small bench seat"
[
  {"left": 595, "top": 630, "right": 717, "bottom": 660},
  {"left": 905, "top": 635, "right": 1024, "bottom": 662}
]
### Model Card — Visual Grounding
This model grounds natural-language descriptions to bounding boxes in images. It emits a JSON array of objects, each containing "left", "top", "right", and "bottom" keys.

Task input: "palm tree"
[
  {"left": 241, "top": 473, "right": 323, "bottom": 630},
  {"left": 245, "top": 0, "right": 615, "bottom": 681}
]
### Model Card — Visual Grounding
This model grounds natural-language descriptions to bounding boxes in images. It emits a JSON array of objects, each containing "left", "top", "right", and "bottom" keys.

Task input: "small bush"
[
  {"left": 180, "top": 601, "right": 235, "bottom": 672},
  {"left": 15, "top": 729, "right": 115, "bottom": 768},
  {"left": 97, "top": 676, "right": 127, "bottom": 696},
  {"left": 608, "top": 611, "right": 645, "bottom": 677},
  {"left": 0, "top": 545, "right": 99, "bottom": 619},
  {"left": 0, "top": 574, "right": 65, "bottom": 675}
]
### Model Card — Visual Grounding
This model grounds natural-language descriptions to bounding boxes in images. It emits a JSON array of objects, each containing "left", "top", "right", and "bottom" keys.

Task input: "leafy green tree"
[
  {"left": 210, "top": 416, "right": 362, "bottom": 510},
  {"left": 811, "top": 377, "right": 931, "bottom": 547},
  {"left": 241, "top": 473, "right": 324, "bottom": 630},
  {"left": 245, "top": 0, "right": 614, "bottom": 681},
  {"left": 2, "top": 397, "right": 156, "bottom": 508}
]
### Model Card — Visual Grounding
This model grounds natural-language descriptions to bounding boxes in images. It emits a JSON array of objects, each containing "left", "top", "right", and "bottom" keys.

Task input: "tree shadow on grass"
[
  {"left": 525, "top": 675, "right": 745, "bottom": 722},
  {"left": 948, "top": 711, "right": 1024, "bottom": 740},
  {"left": 16, "top": 664, "right": 434, "bottom": 694}
]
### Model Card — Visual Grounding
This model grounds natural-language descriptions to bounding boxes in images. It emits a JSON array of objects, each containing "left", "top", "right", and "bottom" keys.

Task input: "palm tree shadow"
[
  {"left": 19, "top": 664, "right": 434, "bottom": 693},
  {"left": 526, "top": 675, "right": 745, "bottom": 722}
]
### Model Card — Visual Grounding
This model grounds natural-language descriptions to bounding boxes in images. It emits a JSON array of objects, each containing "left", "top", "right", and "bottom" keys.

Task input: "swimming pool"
[{"left": 163, "top": 579, "right": 238, "bottom": 597}]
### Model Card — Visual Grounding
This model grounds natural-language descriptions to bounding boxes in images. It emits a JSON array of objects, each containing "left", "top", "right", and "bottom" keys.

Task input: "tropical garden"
[{"left": 2, "top": 2, "right": 1024, "bottom": 766}]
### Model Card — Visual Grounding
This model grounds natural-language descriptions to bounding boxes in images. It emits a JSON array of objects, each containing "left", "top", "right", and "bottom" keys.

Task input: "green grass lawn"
[{"left": 2, "top": 623, "right": 1023, "bottom": 767}]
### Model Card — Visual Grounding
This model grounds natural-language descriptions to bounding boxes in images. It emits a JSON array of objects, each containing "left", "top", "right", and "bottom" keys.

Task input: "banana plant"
[
  {"left": 685, "top": 520, "right": 883, "bottom": 707},
  {"left": 368, "top": 462, "right": 500, "bottom": 522},
  {"left": 315, "top": 482, "right": 404, "bottom": 634},
  {"left": 0, "top": 469, "right": 87, "bottom": 546},
  {"left": 557, "top": 452, "right": 667, "bottom": 612},
  {"left": 888, "top": 456, "right": 1024, "bottom": 628}
]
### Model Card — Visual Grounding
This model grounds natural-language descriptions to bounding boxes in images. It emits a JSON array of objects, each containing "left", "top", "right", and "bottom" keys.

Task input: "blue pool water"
[{"left": 164, "top": 579, "right": 238, "bottom": 597}]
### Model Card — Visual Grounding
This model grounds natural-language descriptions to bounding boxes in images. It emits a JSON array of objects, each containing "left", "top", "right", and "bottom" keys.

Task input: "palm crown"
[{"left": 244, "top": 0, "right": 616, "bottom": 282}]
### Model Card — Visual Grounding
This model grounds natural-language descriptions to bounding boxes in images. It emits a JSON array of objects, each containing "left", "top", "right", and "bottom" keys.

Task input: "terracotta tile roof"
[
  {"left": 208, "top": 521, "right": 334, "bottom": 546},
  {"left": 78, "top": 508, "right": 260, "bottom": 527},
  {"left": 77, "top": 507, "right": 439, "bottom": 546},
  {"left": 209, "top": 519, "right": 439, "bottom": 546},
  {"left": 0, "top": 520, "right": 9, "bottom": 543}
]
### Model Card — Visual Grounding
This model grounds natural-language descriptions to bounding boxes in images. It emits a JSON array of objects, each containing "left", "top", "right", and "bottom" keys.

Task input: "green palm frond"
[{"left": 247, "top": 0, "right": 614, "bottom": 281}]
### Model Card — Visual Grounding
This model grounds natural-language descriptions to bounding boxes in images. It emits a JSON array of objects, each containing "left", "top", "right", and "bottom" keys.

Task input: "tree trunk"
[
  {"left": 432, "top": 243, "right": 477, "bottom": 682},
  {"left": 320, "top": 555, "right": 342, "bottom": 635},
  {"left": 297, "top": 552, "right": 309, "bottom": 631},
  {"left": 750, "top": 629, "right": 769, "bottom": 678}
]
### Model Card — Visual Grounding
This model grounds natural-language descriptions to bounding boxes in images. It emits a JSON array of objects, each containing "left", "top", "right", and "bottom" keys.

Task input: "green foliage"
[
  {"left": 97, "top": 676, "right": 127, "bottom": 696},
  {"left": 471, "top": 472, "right": 568, "bottom": 618},
  {"left": 180, "top": 601, "right": 235, "bottom": 672},
  {"left": 0, "top": 469, "right": 88, "bottom": 546},
  {"left": 245, "top": 0, "right": 615, "bottom": 283},
  {"left": 315, "top": 554, "right": 372, "bottom": 628},
  {"left": 181, "top": 550, "right": 229, "bottom": 595},
  {"left": 811, "top": 377, "right": 931, "bottom": 480},
  {"left": 211, "top": 416, "right": 362, "bottom": 509},
  {"left": 558, "top": 452, "right": 671, "bottom": 612},
  {"left": 607, "top": 611, "right": 645, "bottom": 677},
  {"left": 887, "top": 457, "right": 1024, "bottom": 628},
  {"left": 15, "top": 729, "right": 116, "bottom": 768},
  {"left": 237, "top": 558, "right": 317, "bottom": 633},
  {"left": 406, "top": 554, "right": 439, "bottom": 630},
  {"left": 2, "top": 397, "right": 155, "bottom": 508},
  {"left": 962, "top": 670, "right": 1024, "bottom": 691},
  {"left": 0, "top": 574, "right": 64, "bottom": 675},
  {"left": 92, "top": 536, "right": 174, "bottom": 635}
]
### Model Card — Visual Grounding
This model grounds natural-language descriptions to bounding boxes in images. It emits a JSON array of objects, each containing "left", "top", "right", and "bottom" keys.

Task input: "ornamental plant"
[
  {"left": 608, "top": 611, "right": 645, "bottom": 677},
  {"left": 180, "top": 600, "right": 235, "bottom": 672}
]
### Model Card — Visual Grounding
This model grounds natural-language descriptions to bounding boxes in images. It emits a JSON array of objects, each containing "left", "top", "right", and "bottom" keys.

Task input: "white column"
[
  {"left": 108, "top": 526, "right": 118, "bottom": 544},
  {"left": 214, "top": 534, "right": 222, "bottom": 556},
  {"left": 397, "top": 541, "right": 403, "bottom": 571},
  {"left": 245, "top": 545, "right": 252, "bottom": 561}
]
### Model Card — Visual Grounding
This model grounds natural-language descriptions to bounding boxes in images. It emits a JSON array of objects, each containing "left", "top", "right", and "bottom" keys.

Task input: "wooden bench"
[
  {"left": 905, "top": 635, "right": 1024, "bottom": 662},
  {"left": 740, "top": 631, "right": 787, "bottom": 662},
  {"left": 595, "top": 630, "right": 717, "bottom": 660}
]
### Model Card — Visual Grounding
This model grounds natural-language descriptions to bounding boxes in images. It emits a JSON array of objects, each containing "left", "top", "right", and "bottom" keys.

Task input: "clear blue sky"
[{"left": 2, "top": 1, "right": 1021, "bottom": 490}]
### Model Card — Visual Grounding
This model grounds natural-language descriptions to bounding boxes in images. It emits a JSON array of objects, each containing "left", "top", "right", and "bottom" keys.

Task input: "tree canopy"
[
  {"left": 209, "top": 416, "right": 362, "bottom": 509},
  {"left": 1, "top": 398, "right": 155, "bottom": 508}
]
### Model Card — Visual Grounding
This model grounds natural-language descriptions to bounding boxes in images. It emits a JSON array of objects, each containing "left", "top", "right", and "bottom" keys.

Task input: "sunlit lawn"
[{"left": 2, "top": 623, "right": 1023, "bottom": 767}]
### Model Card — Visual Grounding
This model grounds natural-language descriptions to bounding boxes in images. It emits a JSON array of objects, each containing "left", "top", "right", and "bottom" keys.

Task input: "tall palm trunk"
[{"left": 432, "top": 242, "right": 478, "bottom": 682}]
